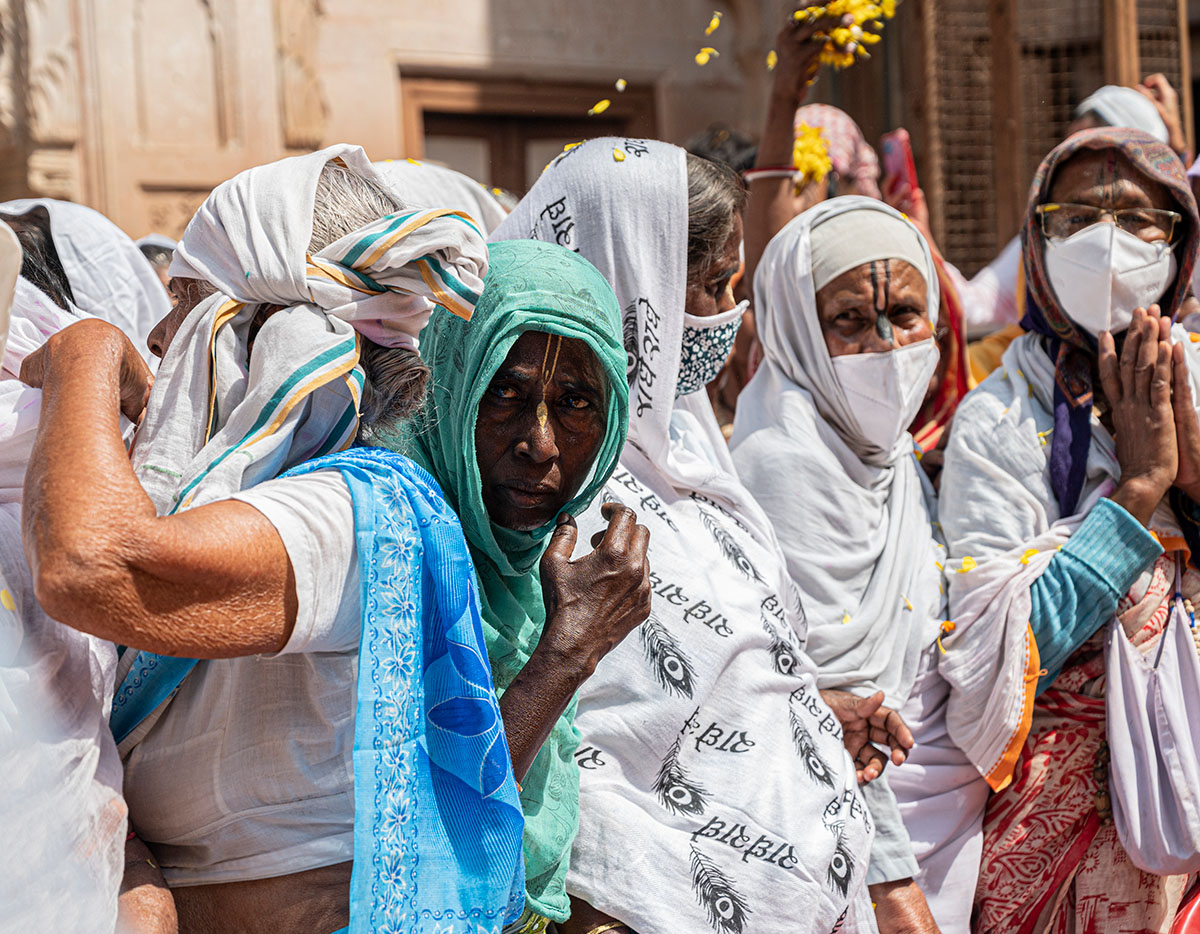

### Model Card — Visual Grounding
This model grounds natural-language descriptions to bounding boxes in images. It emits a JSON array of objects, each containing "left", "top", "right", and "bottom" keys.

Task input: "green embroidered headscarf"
[{"left": 399, "top": 239, "right": 628, "bottom": 921}]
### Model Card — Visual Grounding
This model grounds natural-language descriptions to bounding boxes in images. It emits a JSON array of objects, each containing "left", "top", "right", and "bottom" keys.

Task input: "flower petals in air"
[
  {"left": 588, "top": 99, "right": 611, "bottom": 115},
  {"left": 615, "top": 77, "right": 628, "bottom": 92},
  {"left": 706, "top": 11, "right": 722, "bottom": 34},
  {"left": 695, "top": 47, "right": 719, "bottom": 65},
  {"left": 766, "top": 49, "right": 778, "bottom": 70}
]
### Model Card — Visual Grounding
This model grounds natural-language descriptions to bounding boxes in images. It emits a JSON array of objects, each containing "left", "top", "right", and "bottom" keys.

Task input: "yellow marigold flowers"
[
  {"left": 613, "top": 148, "right": 626, "bottom": 162},
  {"left": 766, "top": 49, "right": 778, "bottom": 70},
  {"left": 792, "top": 123, "right": 833, "bottom": 192},
  {"left": 705, "top": 11, "right": 722, "bottom": 34},
  {"left": 695, "top": 47, "right": 719, "bottom": 65},
  {"left": 615, "top": 78, "right": 627, "bottom": 92},
  {"left": 588, "top": 99, "right": 611, "bottom": 116},
  {"left": 791, "top": 0, "right": 895, "bottom": 70},
  {"left": 957, "top": 556, "right": 977, "bottom": 574}
]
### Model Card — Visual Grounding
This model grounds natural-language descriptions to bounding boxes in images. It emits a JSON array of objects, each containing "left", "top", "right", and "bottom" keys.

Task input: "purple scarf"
[{"left": 1018, "top": 128, "right": 1199, "bottom": 516}]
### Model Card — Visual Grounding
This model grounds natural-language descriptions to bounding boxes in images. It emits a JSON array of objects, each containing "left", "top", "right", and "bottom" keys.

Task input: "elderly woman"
[
  {"left": 491, "top": 138, "right": 902, "bottom": 934},
  {"left": 730, "top": 196, "right": 982, "bottom": 934},
  {"left": 1, "top": 197, "right": 170, "bottom": 355},
  {"left": 939, "top": 128, "right": 1200, "bottom": 932},
  {"left": 393, "top": 238, "right": 651, "bottom": 933},
  {"left": 16, "top": 146, "right": 623, "bottom": 934}
]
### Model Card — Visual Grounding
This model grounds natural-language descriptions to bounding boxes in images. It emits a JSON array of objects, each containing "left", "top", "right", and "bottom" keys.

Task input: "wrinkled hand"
[
  {"left": 870, "top": 879, "right": 942, "bottom": 934},
  {"left": 19, "top": 318, "right": 154, "bottom": 425},
  {"left": 1137, "top": 74, "right": 1188, "bottom": 157},
  {"left": 771, "top": 9, "right": 852, "bottom": 105},
  {"left": 819, "top": 689, "right": 913, "bottom": 784},
  {"left": 539, "top": 502, "right": 651, "bottom": 677},
  {"left": 1099, "top": 306, "right": 1177, "bottom": 525},
  {"left": 1171, "top": 338, "right": 1200, "bottom": 502}
]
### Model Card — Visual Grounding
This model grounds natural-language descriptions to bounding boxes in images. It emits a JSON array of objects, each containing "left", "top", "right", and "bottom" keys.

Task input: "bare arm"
[
  {"left": 501, "top": 504, "right": 650, "bottom": 782},
  {"left": 20, "top": 319, "right": 297, "bottom": 658},
  {"left": 744, "top": 13, "right": 845, "bottom": 295},
  {"left": 117, "top": 836, "right": 178, "bottom": 934}
]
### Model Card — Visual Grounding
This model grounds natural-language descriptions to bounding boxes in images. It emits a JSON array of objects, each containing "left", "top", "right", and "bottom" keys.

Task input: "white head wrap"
[
  {"left": 135, "top": 233, "right": 177, "bottom": 252},
  {"left": 135, "top": 143, "right": 488, "bottom": 516},
  {"left": 1075, "top": 85, "right": 1169, "bottom": 143},
  {"left": 375, "top": 159, "right": 508, "bottom": 234},
  {"left": 495, "top": 140, "right": 877, "bottom": 931},
  {"left": 0, "top": 198, "right": 170, "bottom": 359},
  {"left": 730, "top": 196, "right": 945, "bottom": 708},
  {"left": 810, "top": 208, "right": 929, "bottom": 292}
]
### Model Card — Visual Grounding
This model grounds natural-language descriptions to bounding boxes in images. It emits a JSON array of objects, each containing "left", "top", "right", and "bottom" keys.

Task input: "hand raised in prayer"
[
  {"left": 20, "top": 318, "right": 154, "bottom": 425},
  {"left": 539, "top": 501, "right": 651, "bottom": 678},
  {"left": 819, "top": 689, "right": 914, "bottom": 784},
  {"left": 1099, "top": 306, "right": 1177, "bottom": 526},
  {"left": 1171, "top": 337, "right": 1200, "bottom": 503}
]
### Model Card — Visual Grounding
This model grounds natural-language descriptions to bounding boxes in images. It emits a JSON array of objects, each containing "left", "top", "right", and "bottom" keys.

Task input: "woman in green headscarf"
[{"left": 398, "top": 238, "right": 652, "bottom": 931}]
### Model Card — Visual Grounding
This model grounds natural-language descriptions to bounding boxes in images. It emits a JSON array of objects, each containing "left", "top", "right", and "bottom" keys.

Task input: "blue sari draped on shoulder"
[{"left": 111, "top": 446, "right": 526, "bottom": 933}]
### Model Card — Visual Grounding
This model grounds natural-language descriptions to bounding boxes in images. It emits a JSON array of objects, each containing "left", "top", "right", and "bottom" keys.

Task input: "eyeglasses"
[{"left": 1035, "top": 202, "right": 1181, "bottom": 243}]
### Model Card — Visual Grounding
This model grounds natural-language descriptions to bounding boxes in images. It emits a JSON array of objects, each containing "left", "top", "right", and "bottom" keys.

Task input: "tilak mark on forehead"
[{"left": 870, "top": 260, "right": 894, "bottom": 342}]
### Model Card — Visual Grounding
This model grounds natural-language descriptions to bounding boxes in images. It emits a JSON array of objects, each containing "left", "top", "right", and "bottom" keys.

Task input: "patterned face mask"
[{"left": 675, "top": 299, "right": 748, "bottom": 398}]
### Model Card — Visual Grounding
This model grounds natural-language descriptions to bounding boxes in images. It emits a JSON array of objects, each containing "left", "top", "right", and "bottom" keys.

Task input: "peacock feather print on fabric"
[
  {"left": 823, "top": 820, "right": 854, "bottom": 896},
  {"left": 761, "top": 613, "right": 802, "bottom": 677},
  {"left": 641, "top": 614, "right": 696, "bottom": 697},
  {"left": 697, "top": 507, "right": 765, "bottom": 583},
  {"left": 788, "top": 693, "right": 836, "bottom": 788},
  {"left": 654, "top": 736, "right": 709, "bottom": 816},
  {"left": 689, "top": 844, "right": 751, "bottom": 934}
]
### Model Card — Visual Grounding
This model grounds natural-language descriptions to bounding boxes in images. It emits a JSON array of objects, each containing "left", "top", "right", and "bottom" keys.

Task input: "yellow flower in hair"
[
  {"left": 588, "top": 99, "right": 611, "bottom": 116},
  {"left": 792, "top": 123, "right": 833, "bottom": 192},
  {"left": 705, "top": 11, "right": 722, "bottom": 35},
  {"left": 695, "top": 47, "right": 719, "bottom": 65}
]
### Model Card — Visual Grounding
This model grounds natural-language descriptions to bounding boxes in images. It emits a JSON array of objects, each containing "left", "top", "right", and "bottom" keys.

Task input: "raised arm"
[
  {"left": 744, "top": 12, "right": 846, "bottom": 293},
  {"left": 20, "top": 319, "right": 297, "bottom": 658}
]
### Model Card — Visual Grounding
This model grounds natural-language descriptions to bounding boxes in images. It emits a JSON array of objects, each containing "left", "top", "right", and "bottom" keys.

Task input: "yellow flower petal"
[
  {"left": 614, "top": 77, "right": 628, "bottom": 92},
  {"left": 957, "top": 556, "right": 977, "bottom": 573},
  {"left": 588, "top": 99, "right": 611, "bottom": 115},
  {"left": 842, "top": 610, "right": 852, "bottom": 625},
  {"left": 1020, "top": 548, "right": 1039, "bottom": 565},
  {"left": 705, "top": 11, "right": 722, "bottom": 35},
  {"left": 766, "top": 49, "right": 778, "bottom": 70},
  {"left": 406, "top": 158, "right": 421, "bottom": 165},
  {"left": 695, "top": 47, "right": 719, "bottom": 65},
  {"left": 902, "top": 594, "right": 913, "bottom": 611},
  {"left": 0, "top": 589, "right": 12, "bottom": 611},
  {"left": 563, "top": 141, "right": 582, "bottom": 151},
  {"left": 613, "top": 148, "right": 626, "bottom": 162}
]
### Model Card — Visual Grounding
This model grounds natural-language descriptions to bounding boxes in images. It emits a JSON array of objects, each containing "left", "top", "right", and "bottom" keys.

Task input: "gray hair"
[
  {"left": 308, "top": 160, "right": 430, "bottom": 441},
  {"left": 685, "top": 153, "right": 747, "bottom": 282}
]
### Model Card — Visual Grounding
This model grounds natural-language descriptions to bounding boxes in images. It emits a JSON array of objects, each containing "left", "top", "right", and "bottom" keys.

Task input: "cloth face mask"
[
  {"left": 1044, "top": 222, "right": 1177, "bottom": 336},
  {"left": 831, "top": 338, "right": 940, "bottom": 452},
  {"left": 676, "top": 299, "right": 748, "bottom": 398}
]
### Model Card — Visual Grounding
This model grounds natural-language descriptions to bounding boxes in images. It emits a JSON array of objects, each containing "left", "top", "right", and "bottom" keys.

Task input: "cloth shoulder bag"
[{"left": 1107, "top": 556, "right": 1200, "bottom": 875}]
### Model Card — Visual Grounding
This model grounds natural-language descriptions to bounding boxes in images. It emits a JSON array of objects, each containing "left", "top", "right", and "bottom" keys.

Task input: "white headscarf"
[
  {"left": 375, "top": 159, "right": 508, "bottom": 234},
  {"left": 730, "top": 197, "right": 945, "bottom": 708},
  {"left": 494, "top": 140, "right": 877, "bottom": 933},
  {"left": 0, "top": 273, "right": 125, "bottom": 931},
  {"left": 1075, "top": 85, "right": 1169, "bottom": 143},
  {"left": 0, "top": 198, "right": 170, "bottom": 358},
  {"left": 133, "top": 143, "right": 488, "bottom": 516}
]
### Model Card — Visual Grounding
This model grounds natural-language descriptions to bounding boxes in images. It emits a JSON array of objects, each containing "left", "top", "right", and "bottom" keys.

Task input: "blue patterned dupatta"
[
  {"left": 118, "top": 446, "right": 525, "bottom": 932},
  {"left": 284, "top": 446, "right": 526, "bottom": 933}
]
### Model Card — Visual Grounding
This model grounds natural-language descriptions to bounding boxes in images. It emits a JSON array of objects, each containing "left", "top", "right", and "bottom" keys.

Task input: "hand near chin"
[
  {"left": 538, "top": 502, "right": 651, "bottom": 678},
  {"left": 819, "top": 689, "right": 913, "bottom": 784}
]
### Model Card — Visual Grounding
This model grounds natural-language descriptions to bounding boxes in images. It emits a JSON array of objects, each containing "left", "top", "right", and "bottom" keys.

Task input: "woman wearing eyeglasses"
[{"left": 938, "top": 128, "right": 1200, "bottom": 933}]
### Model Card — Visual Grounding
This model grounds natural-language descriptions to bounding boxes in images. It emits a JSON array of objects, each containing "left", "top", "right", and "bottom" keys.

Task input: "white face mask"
[
  {"left": 675, "top": 299, "right": 748, "bottom": 399},
  {"left": 1044, "top": 222, "right": 1177, "bottom": 336},
  {"left": 831, "top": 339, "right": 940, "bottom": 453}
]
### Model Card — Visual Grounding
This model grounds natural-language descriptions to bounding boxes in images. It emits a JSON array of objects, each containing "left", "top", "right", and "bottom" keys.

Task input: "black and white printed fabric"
[{"left": 493, "top": 139, "right": 877, "bottom": 934}]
